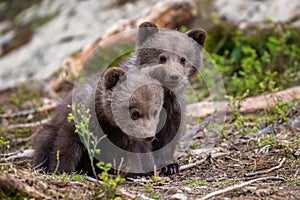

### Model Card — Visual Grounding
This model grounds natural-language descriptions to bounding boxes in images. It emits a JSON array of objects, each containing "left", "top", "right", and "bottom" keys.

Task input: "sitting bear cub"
[{"left": 33, "top": 67, "right": 165, "bottom": 176}]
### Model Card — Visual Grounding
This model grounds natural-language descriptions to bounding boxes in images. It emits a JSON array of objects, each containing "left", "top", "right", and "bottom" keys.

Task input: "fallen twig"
[
  {"left": 6, "top": 118, "right": 50, "bottom": 130},
  {"left": 245, "top": 115, "right": 300, "bottom": 139},
  {"left": 181, "top": 111, "right": 217, "bottom": 142},
  {"left": 198, "top": 176, "right": 285, "bottom": 200},
  {"left": 85, "top": 176, "right": 102, "bottom": 184},
  {"left": 0, "top": 100, "right": 57, "bottom": 119},
  {"left": 179, "top": 156, "right": 208, "bottom": 171},
  {"left": 244, "top": 158, "right": 287, "bottom": 177},
  {"left": 244, "top": 125, "right": 274, "bottom": 139},
  {"left": 1, "top": 149, "right": 35, "bottom": 161}
]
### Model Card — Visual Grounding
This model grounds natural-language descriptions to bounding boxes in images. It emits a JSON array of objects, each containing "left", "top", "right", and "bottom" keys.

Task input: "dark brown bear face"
[
  {"left": 101, "top": 67, "right": 164, "bottom": 142},
  {"left": 127, "top": 83, "right": 164, "bottom": 142},
  {"left": 135, "top": 22, "right": 207, "bottom": 88}
]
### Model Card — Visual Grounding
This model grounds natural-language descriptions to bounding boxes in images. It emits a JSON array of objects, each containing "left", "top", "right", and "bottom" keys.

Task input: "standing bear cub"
[{"left": 122, "top": 21, "right": 207, "bottom": 174}]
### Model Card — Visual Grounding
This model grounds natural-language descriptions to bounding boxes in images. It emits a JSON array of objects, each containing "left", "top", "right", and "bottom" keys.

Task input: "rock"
[
  {"left": 0, "top": 30, "right": 15, "bottom": 55},
  {"left": 214, "top": 0, "right": 300, "bottom": 28},
  {"left": 291, "top": 117, "right": 300, "bottom": 132},
  {"left": 1, "top": 0, "right": 195, "bottom": 91},
  {"left": 170, "top": 193, "right": 188, "bottom": 200},
  {"left": 50, "top": 0, "right": 196, "bottom": 91}
]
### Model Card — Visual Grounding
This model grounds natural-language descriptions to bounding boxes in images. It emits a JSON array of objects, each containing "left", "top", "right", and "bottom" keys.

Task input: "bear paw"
[{"left": 160, "top": 163, "right": 180, "bottom": 175}]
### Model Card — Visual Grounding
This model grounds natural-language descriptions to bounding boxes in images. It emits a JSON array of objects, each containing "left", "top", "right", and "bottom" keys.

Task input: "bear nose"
[{"left": 169, "top": 72, "right": 180, "bottom": 80}]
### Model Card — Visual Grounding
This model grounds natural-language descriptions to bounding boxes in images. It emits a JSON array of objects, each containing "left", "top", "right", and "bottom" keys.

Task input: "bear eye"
[
  {"left": 180, "top": 57, "right": 186, "bottom": 65},
  {"left": 159, "top": 55, "right": 167, "bottom": 63},
  {"left": 131, "top": 110, "right": 140, "bottom": 120}
]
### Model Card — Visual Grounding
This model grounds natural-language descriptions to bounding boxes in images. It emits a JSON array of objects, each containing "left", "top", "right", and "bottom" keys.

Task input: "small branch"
[
  {"left": 1, "top": 149, "right": 35, "bottom": 161},
  {"left": 198, "top": 176, "right": 285, "bottom": 200},
  {"left": 85, "top": 176, "right": 103, "bottom": 184},
  {"left": 6, "top": 118, "right": 50, "bottom": 130},
  {"left": 245, "top": 116, "right": 300, "bottom": 139},
  {"left": 179, "top": 157, "right": 208, "bottom": 171},
  {"left": 244, "top": 125, "right": 274, "bottom": 139},
  {"left": 244, "top": 158, "right": 287, "bottom": 177},
  {"left": 0, "top": 101, "right": 57, "bottom": 119},
  {"left": 181, "top": 111, "right": 217, "bottom": 142}
]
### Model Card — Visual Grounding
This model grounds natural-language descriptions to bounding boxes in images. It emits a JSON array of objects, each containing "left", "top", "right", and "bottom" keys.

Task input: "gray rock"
[
  {"left": 215, "top": 0, "right": 300, "bottom": 25},
  {"left": 170, "top": 193, "right": 188, "bottom": 200},
  {"left": 0, "top": 0, "right": 169, "bottom": 90}
]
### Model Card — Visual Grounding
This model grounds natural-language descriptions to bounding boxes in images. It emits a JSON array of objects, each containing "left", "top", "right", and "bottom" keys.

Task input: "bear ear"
[
  {"left": 186, "top": 29, "right": 207, "bottom": 47},
  {"left": 137, "top": 22, "right": 158, "bottom": 46},
  {"left": 102, "top": 68, "right": 126, "bottom": 90}
]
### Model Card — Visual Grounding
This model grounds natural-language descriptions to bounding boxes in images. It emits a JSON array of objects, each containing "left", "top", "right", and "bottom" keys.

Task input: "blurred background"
[{"left": 0, "top": 0, "right": 299, "bottom": 95}]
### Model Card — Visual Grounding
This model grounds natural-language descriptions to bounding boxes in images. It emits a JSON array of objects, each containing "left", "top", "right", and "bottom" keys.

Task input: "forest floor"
[
  {"left": 0, "top": 0, "right": 300, "bottom": 199},
  {"left": 0, "top": 83, "right": 299, "bottom": 200}
]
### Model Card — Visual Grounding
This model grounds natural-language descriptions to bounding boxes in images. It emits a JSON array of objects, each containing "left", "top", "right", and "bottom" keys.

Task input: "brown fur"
[
  {"left": 33, "top": 67, "right": 164, "bottom": 175},
  {"left": 33, "top": 22, "right": 207, "bottom": 176},
  {"left": 120, "top": 22, "right": 207, "bottom": 174}
]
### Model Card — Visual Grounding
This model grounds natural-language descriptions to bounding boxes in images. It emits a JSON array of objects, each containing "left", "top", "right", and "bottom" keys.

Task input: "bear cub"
[
  {"left": 33, "top": 21, "right": 207, "bottom": 177},
  {"left": 33, "top": 67, "right": 165, "bottom": 175},
  {"left": 123, "top": 21, "right": 207, "bottom": 174}
]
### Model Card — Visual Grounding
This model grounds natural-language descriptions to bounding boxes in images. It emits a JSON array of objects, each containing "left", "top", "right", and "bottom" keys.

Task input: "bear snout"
[{"left": 169, "top": 71, "right": 180, "bottom": 81}]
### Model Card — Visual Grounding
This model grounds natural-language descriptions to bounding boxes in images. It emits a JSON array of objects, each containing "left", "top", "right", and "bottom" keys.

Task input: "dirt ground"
[{"left": 0, "top": 86, "right": 299, "bottom": 200}]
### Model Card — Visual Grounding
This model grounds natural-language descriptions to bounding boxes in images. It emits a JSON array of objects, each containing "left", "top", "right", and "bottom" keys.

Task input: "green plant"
[
  {"left": 72, "top": 174, "right": 85, "bottom": 182},
  {"left": 226, "top": 90, "right": 249, "bottom": 135},
  {"left": 68, "top": 104, "right": 124, "bottom": 198},
  {"left": 192, "top": 24, "right": 300, "bottom": 101},
  {"left": 67, "top": 103, "right": 101, "bottom": 178},
  {"left": 180, "top": 25, "right": 189, "bottom": 32},
  {"left": 150, "top": 194, "right": 161, "bottom": 200},
  {"left": 288, "top": 177, "right": 300, "bottom": 187},
  {"left": 0, "top": 136, "right": 10, "bottom": 155},
  {"left": 184, "top": 178, "right": 207, "bottom": 186},
  {"left": 144, "top": 181, "right": 154, "bottom": 193},
  {"left": 97, "top": 162, "right": 125, "bottom": 200},
  {"left": 53, "top": 150, "right": 60, "bottom": 174}
]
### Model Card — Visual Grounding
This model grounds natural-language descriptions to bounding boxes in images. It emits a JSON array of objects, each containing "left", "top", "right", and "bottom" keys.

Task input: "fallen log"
[{"left": 186, "top": 86, "right": 300, "bottom": 118}]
